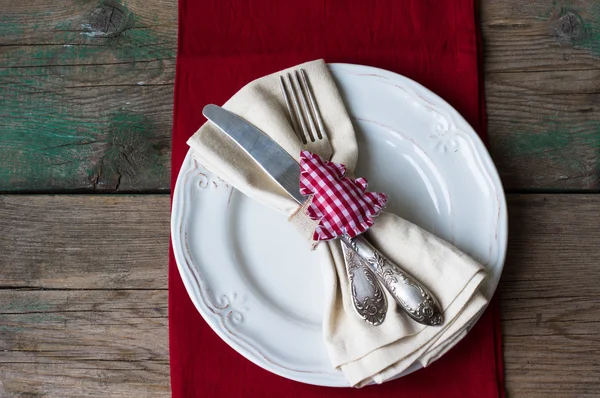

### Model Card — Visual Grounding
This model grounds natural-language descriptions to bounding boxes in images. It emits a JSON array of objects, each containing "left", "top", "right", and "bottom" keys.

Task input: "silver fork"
[
  {"left": 279, "top": 69, "right": 444, "bottom": 327},
  {"left": 280, "top": 69, "right": 387, "bottom": 326}
]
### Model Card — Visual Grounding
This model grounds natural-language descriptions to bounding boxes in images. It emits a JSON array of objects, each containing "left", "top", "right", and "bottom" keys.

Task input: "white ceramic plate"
[{"left": 171, "top": 63, "right": 508, "bottom": 387}]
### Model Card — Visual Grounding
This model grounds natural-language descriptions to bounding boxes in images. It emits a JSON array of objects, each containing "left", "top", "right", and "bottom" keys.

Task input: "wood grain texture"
[
  {"left": 0, "top": 195, "right": 169, "bottom": 289},
  {"left": 0, "top": 289, "right": 169, "bottom": 397},
  {"left": 1, "top": 194, "right": 599, "bottom": 396},
  {"left": 0, "top": 195, "right": 170, "bottom": 397},
  {"left": 501, "top": 194, "right": 600, "bottom": 397},
  {"left": 2, "top": 0, "right": 600, "bottom": 192},
  {"left": 0, "top": 0, "right": 176, "bottom": 193},
  {"left": 481, "top": 0, "right": 600, "bottom": 191}
]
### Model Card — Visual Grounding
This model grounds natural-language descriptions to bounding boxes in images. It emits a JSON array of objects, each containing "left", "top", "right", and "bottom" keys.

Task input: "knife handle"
[{"left": 340, "top": 235, "right": 443, "bottom": 326}]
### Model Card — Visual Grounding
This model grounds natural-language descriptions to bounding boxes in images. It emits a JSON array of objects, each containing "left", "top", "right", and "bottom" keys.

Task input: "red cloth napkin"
[{"left": 170, "top": 1, "right": 504, "bottom": 396}]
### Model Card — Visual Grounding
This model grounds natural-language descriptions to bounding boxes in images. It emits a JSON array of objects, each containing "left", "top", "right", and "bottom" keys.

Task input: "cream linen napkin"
[{"left": 187, "top": 59, "right": 488, "bottom": 387}]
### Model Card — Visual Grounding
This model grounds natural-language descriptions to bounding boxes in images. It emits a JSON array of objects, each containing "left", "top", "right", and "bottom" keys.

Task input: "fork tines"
[{"left": 279, "top": 69, "right": 326, "bottom": 145}]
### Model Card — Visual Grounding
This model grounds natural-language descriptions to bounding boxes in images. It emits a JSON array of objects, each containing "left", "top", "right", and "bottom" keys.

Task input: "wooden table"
[{"left": 1, "top": 1, "right": 599, "bottom": 396}]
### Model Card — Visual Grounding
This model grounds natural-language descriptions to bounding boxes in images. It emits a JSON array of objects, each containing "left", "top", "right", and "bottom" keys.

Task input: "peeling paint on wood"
[
  {"left": 493, "top": 118, "right": 600, "bottom": 187},
  {"left": 550, "top": 1, "right": 600, "bottom": 57},
  {"left": 482, "top": 0, "right": 600, "bottom": 190},
  {"left": 3, "top": 0, "right": 600, "bottom": 193},
  {"left": 0, "top": 0, "right": 176, "bottom": 192}
]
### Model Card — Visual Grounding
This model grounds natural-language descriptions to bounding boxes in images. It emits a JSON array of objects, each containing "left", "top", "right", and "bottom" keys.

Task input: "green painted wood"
[
  {"left": 0, "top": 0, "right": 176, "bottom": 192},
  {"left": 482, "top": 0, "right": 600, "bottom": 191},
  {"left": 2, "top": 0, "right": 600, "bottom": 192}
]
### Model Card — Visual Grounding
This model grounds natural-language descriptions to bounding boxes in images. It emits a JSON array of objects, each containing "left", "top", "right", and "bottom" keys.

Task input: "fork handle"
[{"left": 340, "top": 235, "right": 443, "bottom": 326}]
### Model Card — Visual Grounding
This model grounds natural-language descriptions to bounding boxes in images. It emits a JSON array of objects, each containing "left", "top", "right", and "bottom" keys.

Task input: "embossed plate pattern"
[{"left": 171, "top": 63, "right": 508, "bottom": 387}]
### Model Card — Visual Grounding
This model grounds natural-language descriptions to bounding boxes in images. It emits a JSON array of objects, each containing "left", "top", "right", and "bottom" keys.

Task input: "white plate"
[{"left": 171, "top": 63, "right": 508, "bottom": 387}]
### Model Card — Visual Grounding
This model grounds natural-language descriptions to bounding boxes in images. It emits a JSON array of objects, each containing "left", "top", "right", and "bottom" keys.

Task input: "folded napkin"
[{"left": 187, "top": 59, "right": 488, "bottom": 387}]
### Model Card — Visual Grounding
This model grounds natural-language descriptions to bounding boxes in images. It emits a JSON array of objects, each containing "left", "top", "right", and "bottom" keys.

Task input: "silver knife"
[{"left": 202, "top": 104, "right": 443, "bottom": 326}]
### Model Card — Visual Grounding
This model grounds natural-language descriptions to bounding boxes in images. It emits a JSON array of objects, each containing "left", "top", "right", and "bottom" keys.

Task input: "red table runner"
[{"left": 170, "top": 1, "right": 504, "bottom": 396}]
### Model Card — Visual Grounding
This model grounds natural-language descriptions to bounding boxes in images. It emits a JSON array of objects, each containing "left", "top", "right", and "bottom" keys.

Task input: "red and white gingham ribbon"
[{"left": 299, "top": 150, "right": 387, "bottom": 241}]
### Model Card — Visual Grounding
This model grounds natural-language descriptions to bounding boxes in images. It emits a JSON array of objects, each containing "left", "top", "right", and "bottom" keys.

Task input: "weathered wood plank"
[
  {"left": 0, "top": 194, "right": 170, "bottom": 396},
  {"left": 0, "top": 289, "right": 169, "bottom": 397},
  {"left": 0, "top": 0, "right": 176, "bottom": 193},
  {"left": 1, "top": 194, "right": 599, "bottom": 396},
  {"left": 0, "top": 195, "right": 169, "bottom": 289},
  {"left": 481, "top": 0, "right": 600, "bottom": 190},
  {"left": 502, "top": 194, "right": 600, "bottom": 397},
  {"left": 2, "top": 0, "right": 600, "bottom": 193}
]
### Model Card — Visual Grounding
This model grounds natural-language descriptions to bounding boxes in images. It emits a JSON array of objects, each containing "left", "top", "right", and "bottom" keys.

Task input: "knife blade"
[
  {"left": 202, "top": 104, "right": 443, "bottom": 326},
  {"left": 203, "top": 104, "right": 304, "bottom": 203}
]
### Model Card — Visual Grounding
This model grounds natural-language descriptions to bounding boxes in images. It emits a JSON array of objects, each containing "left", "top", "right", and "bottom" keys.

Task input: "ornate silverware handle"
[
  {"left": 341, "top": 242, "right": 387, "bottom": 326},
  {"left": 340, "top": 235, "right": 443, "bottom": 326}
]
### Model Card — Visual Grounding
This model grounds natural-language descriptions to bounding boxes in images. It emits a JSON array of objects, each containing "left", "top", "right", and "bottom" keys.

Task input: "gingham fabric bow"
[{"left": 299, "top": 150, "right": 387, "bottom": 241}]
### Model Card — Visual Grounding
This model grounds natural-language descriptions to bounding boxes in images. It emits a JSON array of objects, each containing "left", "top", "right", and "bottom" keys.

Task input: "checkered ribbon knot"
[{"left": 299, "top": 150, "right": 388, "bottom": 241}]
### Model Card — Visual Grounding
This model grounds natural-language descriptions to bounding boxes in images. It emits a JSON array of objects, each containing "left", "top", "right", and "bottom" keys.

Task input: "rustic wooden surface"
[
  {"left": 0, "top": 195, "right": 168, "bottom": 289},
  {"left": 501, "top": 195, "right": 600, "bottom": 397},
  {"left": 2, "top": 0, "right": 600, "bottom": 396},
  {"left": 2, "top": 0, "right": 600, "bottom": 192},
  {"left": 0, "top": 0, "right": 176, "bottom": 193},
  {"left": 0, "top": 196, "right": 170, "bottom": 397},
  {"left": 481, "top": 0, "right": 600, "bottom": 191},
  {"left": 1, "top": 195, "right": 599, "bottom": 397}
]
